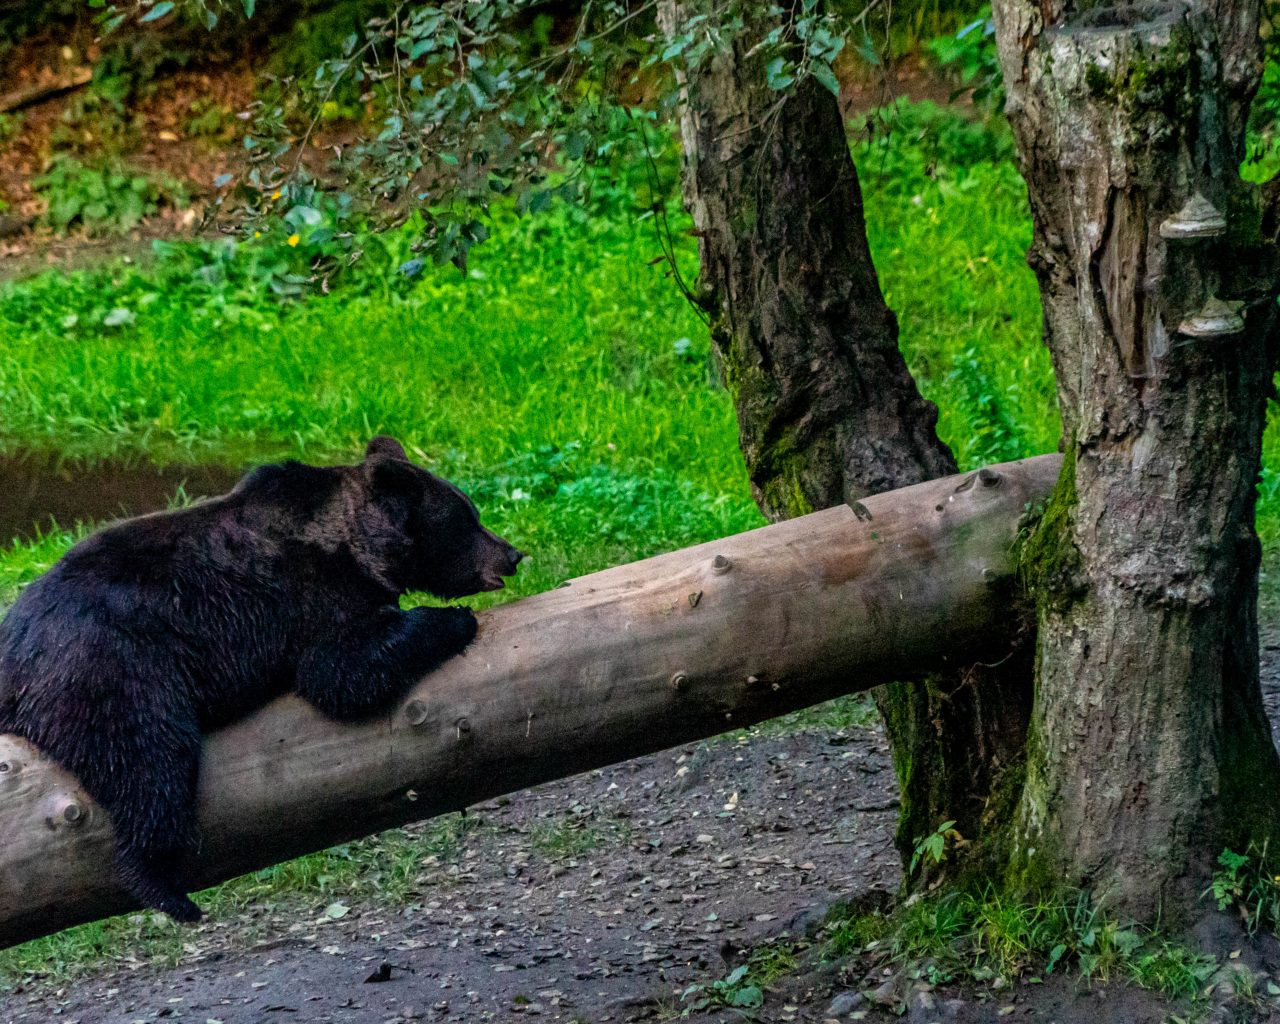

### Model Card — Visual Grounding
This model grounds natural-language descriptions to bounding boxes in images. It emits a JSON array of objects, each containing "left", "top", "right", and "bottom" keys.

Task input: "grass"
[
  {"left": 0, "top": 812, "right": 484, "bottom": 986},
  {"left": 528, "top": 818, "right": 607, "bottom": 860},
  {"left": 0, "top": 97, "right": 1277, "bottom": 986},
  {"left": 821, "top": 888, "right": 1220, "bottom": 1004}
]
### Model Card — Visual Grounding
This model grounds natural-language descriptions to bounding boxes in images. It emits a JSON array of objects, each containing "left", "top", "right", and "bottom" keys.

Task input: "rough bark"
[
  {"left": 991, "top": 0, "right": 1280, "bottom": 919},
  {"left": 657, "top": 0, "right": 1034, "bottom": 876},
  {"left": 0, "top": 457, "right": 1059, "bottom": 949},
  {"left": 656, "top": 4, "right": 956, "bottom": 518}
]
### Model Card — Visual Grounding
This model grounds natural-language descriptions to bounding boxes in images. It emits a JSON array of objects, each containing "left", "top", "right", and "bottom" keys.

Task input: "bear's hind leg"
[
  {"left": 87, "top": 719, "right": 206, "bottom": 922},
  {"left": 116, "top": 845, "right": 204, "bottom": 923}
]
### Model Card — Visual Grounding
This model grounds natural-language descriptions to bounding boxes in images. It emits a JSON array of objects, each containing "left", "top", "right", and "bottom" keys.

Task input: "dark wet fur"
[{"left": 0, "top": 437, "right": 521, "bottom": 922}]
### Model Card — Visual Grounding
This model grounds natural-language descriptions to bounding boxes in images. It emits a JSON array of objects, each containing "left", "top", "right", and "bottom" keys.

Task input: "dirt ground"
[{"left": 4, "top": 656, "right": 1280, "bottom": 1024}]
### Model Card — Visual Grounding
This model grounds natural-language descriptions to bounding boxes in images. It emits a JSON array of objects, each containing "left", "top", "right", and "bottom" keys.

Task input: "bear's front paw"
[
  {"left": 437, "top": 605, "right": 478, "bottom": 651},
  {"left": 408, "top": 605, "right": 478, "bottom": 653}
]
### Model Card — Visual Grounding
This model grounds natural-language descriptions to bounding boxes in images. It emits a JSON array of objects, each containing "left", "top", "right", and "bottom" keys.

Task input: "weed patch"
[
  {"left": 33, "top": 156, "right": 188, "bottom": 235},
  {"left": 820, "top": 888, "right": 1218, "bottom": 1002}
]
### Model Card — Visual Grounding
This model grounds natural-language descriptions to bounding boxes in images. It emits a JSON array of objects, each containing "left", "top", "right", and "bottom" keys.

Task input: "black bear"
[{"left": 0, "top": 436, "right": 522, "bottom": 922}]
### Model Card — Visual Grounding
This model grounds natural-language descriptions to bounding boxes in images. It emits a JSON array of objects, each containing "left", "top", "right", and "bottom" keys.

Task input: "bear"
[{"left": 0, "top": 436, "right": 522, "bottom": 923}]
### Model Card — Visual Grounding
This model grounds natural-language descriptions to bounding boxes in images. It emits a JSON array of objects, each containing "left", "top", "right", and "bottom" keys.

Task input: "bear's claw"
[{"left": 156, "top": 893, "right": 204, "bottom": 923}]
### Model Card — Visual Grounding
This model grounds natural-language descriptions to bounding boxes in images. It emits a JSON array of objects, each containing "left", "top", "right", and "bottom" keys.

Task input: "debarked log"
[{"left": 0, "top": 454, "right": 1061, "bottom": 948}]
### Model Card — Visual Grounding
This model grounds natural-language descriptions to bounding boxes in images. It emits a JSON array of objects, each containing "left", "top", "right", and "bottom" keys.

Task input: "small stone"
[
  {"left": 870, "top": 977, "right": 900, "bottom": 1008},
  {"left": 826, "top": 991, "right": 863, "bottom": 1016}
]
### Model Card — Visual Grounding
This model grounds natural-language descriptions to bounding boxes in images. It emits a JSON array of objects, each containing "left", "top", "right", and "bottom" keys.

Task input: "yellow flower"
[
  {"left": 287, "top": 234, "right": 301, "bottom": 247},
  {"left": 271, "top": 189, "right": 282, "bottom": 201},
  {"left": 253, "top": 231, "right": 261, "bottom": 238}
]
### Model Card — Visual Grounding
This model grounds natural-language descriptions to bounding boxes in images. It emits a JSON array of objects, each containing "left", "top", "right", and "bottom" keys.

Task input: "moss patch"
[
  {"left": 757, "top": 454, "right": 815, "bottom": 517},
  {"left": 1015, "top": 444, "right": 1085, "bottom": 613}
]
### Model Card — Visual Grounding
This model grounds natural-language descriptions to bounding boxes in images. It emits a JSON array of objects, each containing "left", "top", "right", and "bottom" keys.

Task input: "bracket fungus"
[{"left": 1159, "top": 192, "right": 1227, "bottom": 241}]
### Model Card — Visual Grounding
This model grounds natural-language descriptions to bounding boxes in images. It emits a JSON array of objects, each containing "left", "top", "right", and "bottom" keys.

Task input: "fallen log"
[
  {"left": 0, "top": 454, "right": 1060, "bottom": 949},
  {"left": 0, "top": 69, "right": 93, "bottom": 114}
]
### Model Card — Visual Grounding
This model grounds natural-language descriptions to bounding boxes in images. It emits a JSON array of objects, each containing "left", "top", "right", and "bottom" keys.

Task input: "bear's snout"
[{"left": 476, "top": 535, "right": 524, "bottom": 590}]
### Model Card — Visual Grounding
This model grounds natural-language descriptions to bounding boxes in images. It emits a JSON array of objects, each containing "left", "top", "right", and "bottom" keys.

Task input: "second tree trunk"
[{"left": 657, "top": 0, "right": 1034, "bottom": 879}]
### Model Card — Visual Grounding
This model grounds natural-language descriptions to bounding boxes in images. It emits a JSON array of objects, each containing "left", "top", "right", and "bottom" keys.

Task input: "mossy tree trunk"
[
  {"left": 657, "top": 0, "right": 1035, "bottom": 880},
  {"left": 991, "top": 0, "right": 1280, "bottom": 920}
]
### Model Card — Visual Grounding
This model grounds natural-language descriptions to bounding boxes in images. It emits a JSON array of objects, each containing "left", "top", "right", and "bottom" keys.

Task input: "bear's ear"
[
  {"left": 365, "top": 461, "right": 418, "bottom": 500},
  {"left": 365, "top": 436, "right": 409, "bottom": 463},
  {"left": 363, "top": 438, "right": 418, "bottom": 497}
]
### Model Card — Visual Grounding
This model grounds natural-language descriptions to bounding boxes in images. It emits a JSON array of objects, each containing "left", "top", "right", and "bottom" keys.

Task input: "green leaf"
[
  {"left": 1113, "top": 929, "right": 1141, "bottom": 955},
  {"left": 286, "top": 206, "right": 324, "bottom": 228},
  {"left": 241, "top": 0, "right": 255, "bottom": 17},
  {"left": 765, "top": 57, "right": 794, "bottom": 90},
  {"left": 729, "top": 985, "right": 763, "bottom": 1008},
  {"left": 810, "top": 61, "right": 841, "bottom": 98},
  {"left": 140, "top": 2, "right": 174, "bottom": 23}
]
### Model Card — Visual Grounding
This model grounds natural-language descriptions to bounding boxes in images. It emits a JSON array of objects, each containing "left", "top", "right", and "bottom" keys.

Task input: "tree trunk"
[
  {"left": 656, "top": 0, "right": 1034, "bottom": 876},
  {"left": 991, "top": 0, "right": 1280, "bottom": 920},
  {"left": 0, "top": 458, "right": 1058, "bottom": 949}
]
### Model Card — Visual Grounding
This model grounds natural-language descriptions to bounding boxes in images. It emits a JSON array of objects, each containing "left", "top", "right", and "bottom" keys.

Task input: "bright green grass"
[
  {"left": 0, "top": 212, "right": 735, "bottom": 484},
  {"left": 855, "top": 102, "right": 1056, "bottom": 469}
]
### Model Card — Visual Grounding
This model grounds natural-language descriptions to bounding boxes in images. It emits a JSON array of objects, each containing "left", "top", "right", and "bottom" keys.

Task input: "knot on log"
[
  {"left": 45, "top": 797, "right": 87, "bottom": 831},
  {"left": 404, "top": 699, "right": 431, "bottom": 727}
]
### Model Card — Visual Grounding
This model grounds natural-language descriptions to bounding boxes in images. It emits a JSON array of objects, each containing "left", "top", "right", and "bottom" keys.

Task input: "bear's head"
[{"left": 352, "top": 436, "right": 523, "bottom": 599}]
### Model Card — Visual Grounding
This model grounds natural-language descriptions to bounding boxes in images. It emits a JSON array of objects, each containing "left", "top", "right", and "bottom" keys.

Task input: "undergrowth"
[
  {"left": 821, "top": 888, "right": 1219, "bottom": 1004},
  {"left": 1205, "top": 842, "right": 1280, "bottom": 938},
  {"left": 33, "top": 155, "right": 188, "bottom": 236},
  {"left": 680, "top": 939, "right": 802, "bottom": 1015}
]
